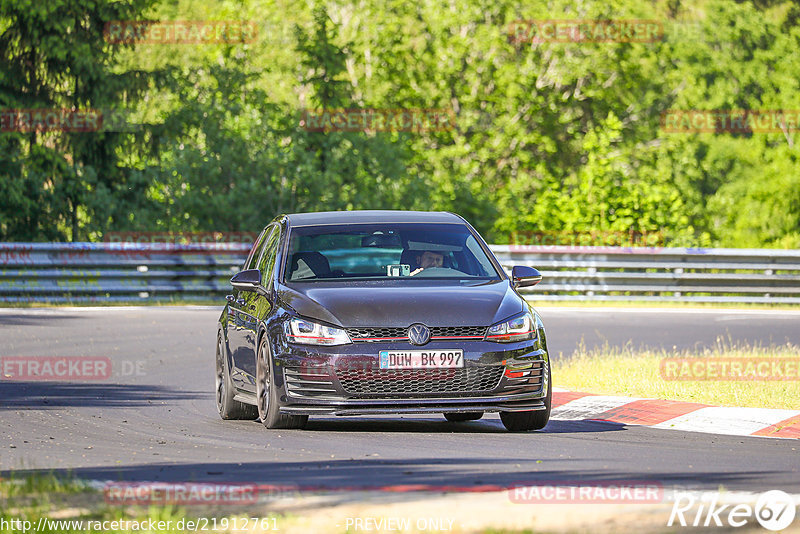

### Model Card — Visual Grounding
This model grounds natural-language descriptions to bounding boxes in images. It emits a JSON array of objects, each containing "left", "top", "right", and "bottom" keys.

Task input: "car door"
[
  {"left": 234, "top": 225, "right": 281, "bottom": 392},
  {"left": 228, "top": 226, "right": 272, "bottom": 390}
]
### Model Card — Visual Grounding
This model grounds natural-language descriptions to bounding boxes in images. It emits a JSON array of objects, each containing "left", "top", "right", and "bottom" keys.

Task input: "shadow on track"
[
  {"left": 301, "top": 417, "right": 626, "bottom": 435},
  {"left": 0, "top": 381, "right": 204, "bottom": 409},
  {"left": 0, "top": 313, "right": 84, "bottom": 326},
  {"left": 3, "top": 460, "right": 781, "bottom": 495}
]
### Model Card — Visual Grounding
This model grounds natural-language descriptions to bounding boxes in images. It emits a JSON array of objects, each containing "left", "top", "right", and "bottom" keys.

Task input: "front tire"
[
  {"left": 216, "top": 333, "right": 257, "bottom": 420},
  {"left": 256, "top": 337, "right": 308, "bottom": 430},
  {"left": 444, "top": 412, "right": 483, "bottom": 422},
  {"left": 500, "top": 365, "right": 551, "bottom": 432}
]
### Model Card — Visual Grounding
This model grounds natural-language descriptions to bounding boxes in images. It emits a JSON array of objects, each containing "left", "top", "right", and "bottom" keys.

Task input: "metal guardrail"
[
  {"left": 2, "top": 242, "right": 800, "bottom": 303},
  {"left": 0, "top": 242, "right": 249, "bottom": 303},
  {"left": 494, "top": 245, "right": 800, "bottom": 303}
]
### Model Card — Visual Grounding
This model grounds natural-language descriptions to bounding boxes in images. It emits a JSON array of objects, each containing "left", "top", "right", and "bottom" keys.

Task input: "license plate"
[{"left": 379, "top": 350, "right": 464, "bottom": 369}]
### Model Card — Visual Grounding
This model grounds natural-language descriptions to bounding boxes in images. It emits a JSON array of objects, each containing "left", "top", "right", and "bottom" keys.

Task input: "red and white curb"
[{"left": 551, "top": 389, "right": 800, "bottom": 439}]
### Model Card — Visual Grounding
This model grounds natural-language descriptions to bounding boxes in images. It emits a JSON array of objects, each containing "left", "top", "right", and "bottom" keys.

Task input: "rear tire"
[
  {"left": 444, "top": 412, "right": 483, "bottom": 422},
  {"left": 500, "top": 365, "right": 551, "bottom": 432},
  {"left": 256, "top": 337, "right": 308, "bottom": 430},
  {"left": 216, "top": 333, "right": 257, "bottom": 420}
]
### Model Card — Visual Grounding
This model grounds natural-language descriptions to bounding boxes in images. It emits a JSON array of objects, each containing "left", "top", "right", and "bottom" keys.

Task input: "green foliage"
[
  {"left": 0, "top": 0, "right": 157, "bottom": 241},
  {"left": 1, "top": 0, "right": 798, "bottom": 247}
]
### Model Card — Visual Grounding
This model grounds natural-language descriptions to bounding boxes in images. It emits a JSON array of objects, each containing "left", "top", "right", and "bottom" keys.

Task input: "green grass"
[
  {"left": 553, "top": 340, "right": 800, "bottom": 409},
  {"left": 2, "top": 471, "right": 92, "bottom": 498},
  {"left": 0, "top": 474, "right": 282, "bottom": 534}
]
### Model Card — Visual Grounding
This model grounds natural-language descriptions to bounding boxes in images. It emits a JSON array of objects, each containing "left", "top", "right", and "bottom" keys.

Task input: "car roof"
[{"left": 285, "top": 210, "right": 464, "bottom": 227}]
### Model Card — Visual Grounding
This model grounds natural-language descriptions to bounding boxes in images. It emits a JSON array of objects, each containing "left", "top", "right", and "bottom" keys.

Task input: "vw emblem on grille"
[{"left": 407, "top": 323, "right": 430, "bottom": 346}]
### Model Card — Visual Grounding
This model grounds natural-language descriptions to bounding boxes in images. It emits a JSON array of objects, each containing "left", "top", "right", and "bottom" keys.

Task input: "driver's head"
[{"left": 417, "top": 250, "right": 444, "bottom": 269}]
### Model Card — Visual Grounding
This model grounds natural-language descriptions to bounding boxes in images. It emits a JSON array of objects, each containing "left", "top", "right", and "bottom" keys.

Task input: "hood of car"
[{"left": 277, "top": 280, "right": 524, "bottom": 328}]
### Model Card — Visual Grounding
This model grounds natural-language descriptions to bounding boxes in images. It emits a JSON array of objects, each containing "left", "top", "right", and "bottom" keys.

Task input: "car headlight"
[
  {"left": 485, "top": 312, "right": 536, "bottom": 343},
  {"left": 285, "top": 317, "right": 351, "bottom": 346}
]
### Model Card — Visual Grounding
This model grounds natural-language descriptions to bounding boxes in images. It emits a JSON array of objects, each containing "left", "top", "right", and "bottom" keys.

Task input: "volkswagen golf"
[{"left": 215, "top": 210, "right": 551, "bottom": 431}]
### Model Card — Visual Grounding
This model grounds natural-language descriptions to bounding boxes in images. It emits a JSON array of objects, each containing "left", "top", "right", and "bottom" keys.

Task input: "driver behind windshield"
[{"left": 410, "top": 250, "right": 444, "bottom": 275}]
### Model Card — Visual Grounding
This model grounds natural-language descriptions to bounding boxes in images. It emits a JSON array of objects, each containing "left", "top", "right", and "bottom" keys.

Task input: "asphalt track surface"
[{"left": 1, "top": 306, "right": 799, "bottom": 492}]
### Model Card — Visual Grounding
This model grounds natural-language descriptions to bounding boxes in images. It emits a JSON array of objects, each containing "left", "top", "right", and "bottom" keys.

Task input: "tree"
[
  {"left": 0, "top": 0, "right": 155, "bottom": 241},
  {"left": 287, "top": 5, "right": 415, "bottom": 213}
]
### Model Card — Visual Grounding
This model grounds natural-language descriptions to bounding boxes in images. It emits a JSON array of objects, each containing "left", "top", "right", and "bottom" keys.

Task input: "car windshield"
[{"left": 284, "top": 223, "right": 500, "bottom": 282}]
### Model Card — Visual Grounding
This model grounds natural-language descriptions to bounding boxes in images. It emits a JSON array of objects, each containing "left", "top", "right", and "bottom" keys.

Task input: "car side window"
[
  {"left": 243, "top": 227, "right": 270, "bottom": 271},
  {"left": 256, "top": 226, "right": 281, "bottom": 287}
]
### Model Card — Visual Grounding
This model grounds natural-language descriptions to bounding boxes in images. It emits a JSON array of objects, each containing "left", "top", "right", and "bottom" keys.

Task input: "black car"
[{"left": 216, "top": 210, "right": 551, "bottom": 431}]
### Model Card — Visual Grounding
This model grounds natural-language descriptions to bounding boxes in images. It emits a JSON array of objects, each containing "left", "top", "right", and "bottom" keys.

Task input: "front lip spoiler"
[{"left": 280, "top": 400, "right": 546, "bottom": 416}]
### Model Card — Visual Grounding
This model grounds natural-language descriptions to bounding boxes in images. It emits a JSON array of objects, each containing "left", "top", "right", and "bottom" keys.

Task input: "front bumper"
[{"left": 273, "top": 338, "right": 549, "bottom": 416}]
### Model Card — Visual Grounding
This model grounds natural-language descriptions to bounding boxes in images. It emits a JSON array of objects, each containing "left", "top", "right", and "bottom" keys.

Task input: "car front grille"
[
  {"left": 347, "top": 326, "right": 487, "bottom": 342},
  {"left": 336, "top": 365, "right": 504, "bottom": 397},
  {"left": 431, "top": 326, "right": 488, "bottom": 339}
]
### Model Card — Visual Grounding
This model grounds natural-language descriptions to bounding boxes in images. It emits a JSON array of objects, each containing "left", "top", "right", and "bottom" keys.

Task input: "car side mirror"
[
  {"left": 511, "top": 266, "right": 542, "bottom": 288},
  {"left": 230, "top": 269, "right": 262, "bottom": 291}
]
